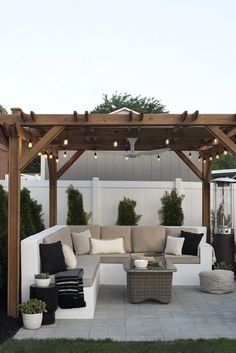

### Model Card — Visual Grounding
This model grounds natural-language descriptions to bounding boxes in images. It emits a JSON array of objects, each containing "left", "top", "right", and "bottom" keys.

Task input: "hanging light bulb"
[
  {"left": 157, "top": 154, "right": 160, "bottom": 161},
  {"left": 198, "top": 154, "right": 201, "bottom": 162},
  {"left": 38, "top": 152, "right": 42, "bottom": 156},
  {"left": 49, "top": 152, "right": 53, "bottom": 159},
  {"left": 94, "top": 152, "right": 97, "bottom": 159},
  {"left": 28, "top": 140, "right": 33, "bottom": 149},
  {"left": 44, "top": 152, "right": 48, "bottom": 159},
  {"left": 56, "top": 155, "right": 59, "bottom": 163},
  {"left": 216, "top": 152, "right": 219, "bottom": 159},
  {"left": 203, "top": 157, "right": 206, "bottom": 164},
  {"left": 189, "top": 152, "right": 192, "bottom": 159},
  {"left": 113, "top": 139, "right": 118, "bottom": 148},
  {"left": 64, "top": 151, "right": 67, "bottom": 158},
  {"left": 214, "top": 138, "right": 218, "bottom": 144},
  {"left": 165, "top": 138, "right": 170, "bottom": 145},
  {"left": 224, "top": 149, "right": 228, "bottom": 155},
  {"left": 63, "top": 138, "right": 68, "bottom": 146},
  {"left": 125, "top": 155, "right": 129, "bottom": 160},
  {"left": 209, "top": 155, "right": 213, "bottom": 161}
]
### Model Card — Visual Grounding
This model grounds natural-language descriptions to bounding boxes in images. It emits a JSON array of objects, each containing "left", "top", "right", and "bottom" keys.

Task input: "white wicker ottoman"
[{"left": 199, "top": 270, "right": 234, "bottom": 294}]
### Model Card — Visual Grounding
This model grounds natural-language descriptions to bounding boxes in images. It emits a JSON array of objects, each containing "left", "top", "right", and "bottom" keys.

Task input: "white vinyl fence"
[{"left": 0, "top": 177, "right": 210, "bottom": 228}]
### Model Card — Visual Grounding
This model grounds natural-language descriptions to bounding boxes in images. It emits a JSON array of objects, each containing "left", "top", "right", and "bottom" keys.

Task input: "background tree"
[
  {"left": 0, "top": 104, "right": 8, "bottom": 114},
  {"left": 92, "top": 92, "right": 168, "bottom": 113},
  {"left": 116, "top": 197, "right": 141, "bottom": 225},
  {"left": 66, "top": 185, "right": 91, "bottom": 225},
  {"left": 213, "top": 153, "right": 236, "bottom": 170},
  {"left": 158, "top": 190, "right": 185, "bottom": 226}
]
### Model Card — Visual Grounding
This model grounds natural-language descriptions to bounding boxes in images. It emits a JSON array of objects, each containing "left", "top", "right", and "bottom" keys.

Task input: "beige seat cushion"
[
  {"left": 70, "top": 225, "right": 100, "bottom": 239},
  {"left": 76, "top": 255, "right": 100, "bottom": 287},
  {"left": 165, "top": 254, "right": 200, "bottom": 264},
  {"left": 99, "top": 253, "right": 131, "bottom": 264},
  {"left": 132, "top": 226, "right": 166, "bottom": 253},
  {"left": 43, "top": 227, "right": 73, "bottom": 249},
  {"left": 100, "top": 226, "right": 132, "bottom": 252}
]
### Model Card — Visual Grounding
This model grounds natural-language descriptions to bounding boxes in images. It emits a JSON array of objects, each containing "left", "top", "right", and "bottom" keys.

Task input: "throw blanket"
[{"left": 55, "top": 268, "right": 86, "bottom": 309}]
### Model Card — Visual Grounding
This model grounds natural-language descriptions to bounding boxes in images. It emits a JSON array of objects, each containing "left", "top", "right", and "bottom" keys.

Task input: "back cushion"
[
  {"left": 100, "top": 226, "right": 132, "bottom": 253},
  {"left": 70, "top": 225, "right": 100, "bottom": 239},
  {"left": 43, "top": 227, "right": 73, "bottom": 249},
  {"left": 132, "top": 226, "right": 166, "bottom": 253},
  {"left": 165, "top": 227, "right": 197, "bottom": 237}
]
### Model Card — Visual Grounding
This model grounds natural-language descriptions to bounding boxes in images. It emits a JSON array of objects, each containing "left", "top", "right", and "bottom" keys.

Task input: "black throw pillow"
[
  {"left": 39, "top": 241, "right": 66, "bottom": 275},
  {"left": 181, "top": 231, "right": 204, "bottom": 256}
]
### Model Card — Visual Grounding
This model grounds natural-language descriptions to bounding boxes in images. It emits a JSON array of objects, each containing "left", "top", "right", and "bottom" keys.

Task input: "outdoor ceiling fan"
[{"left": 125, "top": 137, "right": 169, "bottom": 158}]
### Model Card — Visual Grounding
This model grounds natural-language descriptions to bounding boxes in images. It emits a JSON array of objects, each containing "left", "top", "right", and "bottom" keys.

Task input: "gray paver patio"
[{"left": 15, "top": 284, "right": 236, "bottom": 341}]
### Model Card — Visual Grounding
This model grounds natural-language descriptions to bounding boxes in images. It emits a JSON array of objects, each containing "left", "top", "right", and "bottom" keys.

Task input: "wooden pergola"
[{"left": 1, "top": 108, "right": 236, "bottom": 318}]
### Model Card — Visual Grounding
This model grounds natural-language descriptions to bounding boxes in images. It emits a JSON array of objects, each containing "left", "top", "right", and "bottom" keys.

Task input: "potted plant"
[
  {"left": 35, "top": 273, "right": 50, "bottom": 287},
  {"left": 19, "top": 298, "right": 47, "bottom": 329}
]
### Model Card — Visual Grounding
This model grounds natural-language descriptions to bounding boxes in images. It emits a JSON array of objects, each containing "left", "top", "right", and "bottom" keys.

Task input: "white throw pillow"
[
  {"left": 71, "top": 230, "right": 91, "bottom": 255},
  {"left": 90, "top": 238, "right": 125, "bottom": 254},
  {"left": 62, "top": 244, "right": 77, "bottom": 269},
  {"left": 164, "top": 236, "right": 185, "bottom": 256}
]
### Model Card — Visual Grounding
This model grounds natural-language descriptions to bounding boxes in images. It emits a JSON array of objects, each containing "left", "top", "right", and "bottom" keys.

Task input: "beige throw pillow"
[
  {"left": 71, "top": 230, "right": 91, "bottom": 255},
  {"left": 164, "top": 236, "right": 184, "bottom": 256},
  {"left": 90, "top": 238, "right": 125, "bottom": 254},
  {"left": 62, "top": 244, "right": 77, "bottom": 269}
]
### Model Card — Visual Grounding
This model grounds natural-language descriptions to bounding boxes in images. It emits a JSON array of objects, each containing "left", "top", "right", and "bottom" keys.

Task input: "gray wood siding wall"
[{"left": 44, "top": 151, "right": 200, "bottom": 181}]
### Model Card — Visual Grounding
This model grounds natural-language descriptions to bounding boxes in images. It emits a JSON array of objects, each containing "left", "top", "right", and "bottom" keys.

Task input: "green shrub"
[
  {"left": 19, "top": 298, "right": 47, "bottom": 314},
  {"left": 116, "top": 197, "right": 141, "bottom": 225},
  {"left": 158, "top": 190, "right": 185, "bottom": 226},
  {"left": 66, "top": 185, "right": 91, "bottom": 225}
]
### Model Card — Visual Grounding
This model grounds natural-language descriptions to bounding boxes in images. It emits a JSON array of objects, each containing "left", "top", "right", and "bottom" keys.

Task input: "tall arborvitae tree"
[
  {"left": 158, "top": 190, "right": 185, "bottom": 226},
  {"left": 0, "top": 185, "right": 8, "bottom": 289},
  {"left": 66, "top": 185, "right": 91, "bottom": 225},
  {"left": 116, "top": 197, "right": 141, "bottom": 225}
]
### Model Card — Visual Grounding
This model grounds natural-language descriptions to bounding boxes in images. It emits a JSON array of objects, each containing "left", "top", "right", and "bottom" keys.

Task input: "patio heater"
[{"left": 212, "top": 177, "right": 235, "bottom": 271}]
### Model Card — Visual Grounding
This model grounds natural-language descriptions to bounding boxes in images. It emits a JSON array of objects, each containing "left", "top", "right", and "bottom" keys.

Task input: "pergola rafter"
[{"left": 1, "top": 108, "right": 236, "bottom": 319}]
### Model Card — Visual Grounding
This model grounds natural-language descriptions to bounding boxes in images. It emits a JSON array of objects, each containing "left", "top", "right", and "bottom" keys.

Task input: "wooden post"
[
  {"left": 8, "top": 126, "right": 21, "bottom": 317},
  {"left": 48, "top": 157, "right": 57, "bottom": 226},
  {"left": 202, "top": 159, "right": 212, "bottom": 243}
]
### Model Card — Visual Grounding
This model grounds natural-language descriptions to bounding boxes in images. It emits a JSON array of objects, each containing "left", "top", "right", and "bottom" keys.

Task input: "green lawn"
[{"left": 1, "top": 338, "right": 236, "bottom": 353}]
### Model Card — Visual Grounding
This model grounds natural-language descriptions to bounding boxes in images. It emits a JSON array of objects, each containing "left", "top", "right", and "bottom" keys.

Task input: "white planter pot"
[
  {"left": 22, "top": 313, "right": 43, "bottom": 330},
  {"left": 35, "top": 278, "right": 51, "bottom": 287}
]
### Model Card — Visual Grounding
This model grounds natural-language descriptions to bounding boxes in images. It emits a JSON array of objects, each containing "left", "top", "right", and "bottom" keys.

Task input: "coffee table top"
[{"left": 124, "top": 256, "right": 177, "bottom": 273}]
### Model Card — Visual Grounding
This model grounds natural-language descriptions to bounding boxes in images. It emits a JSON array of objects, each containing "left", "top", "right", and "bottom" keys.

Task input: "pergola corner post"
[
  {"left": 48, "top": 157, "right": 57, "bottom": 227},
  {"left": 7, "top": 126, "right": 22, "bottom": 318},
  {"left": 202, "top": 159, "right": 212, "bottom": 243}
]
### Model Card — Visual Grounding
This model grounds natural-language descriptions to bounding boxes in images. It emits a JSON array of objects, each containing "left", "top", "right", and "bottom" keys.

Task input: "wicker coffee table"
[{"left": 124, "top": 256, "right": 177, "bottom": 304}]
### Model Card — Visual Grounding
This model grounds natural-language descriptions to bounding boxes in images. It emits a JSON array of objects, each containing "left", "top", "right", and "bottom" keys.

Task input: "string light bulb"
[
  {"left": 63, "top": 138, "right": 68, "bottom": 146},
  {"left": 189, "top": 152, "right": 192, "bottom": 159},
  {"left": 214, "top": 138, "right": 218, "bottom": 144},
  {"left": 157, "top": 154, "right": 160, "bottom": 161},
  {"left": 94, "top": 152, "right": 98, "bottom": 159},
  {"left": 44, "top": 152, "right": 48, "bottom": 159},
  {"left": 209, "top": 155, "right": 213, "bottom": 161},
  {"left": 113, "top": 139, "right": 118, "bottom": 148},
  {"left": 63, "top": 151, "right": 67, "bottom": 158},
  {"left": 38, "top": 152, "right": 42, "bottom": 156},
  {"left": 49, "top": 152, "right": 53, "bottom": 159},
  {"left": 165, "top": 138, "right": 170, "bottom": 145},
  {"left": 198, "top": 154, "right": 201, "bottom": 162},
  {"left": 125, "top": 155, "right": 128, "bottom": 160},
  {"left": 216, "top": 152, "right": 219, "bottom": 159},
  {"left": 28, "top": 140, "right": 33, "bottom": 149},
  {"left": 224, "top": 149, "right": 228, "bottom": 155},
  {"left": 203, "top": 157, "right": 206, "bottom": 164},
  {"left": 56, "top": 156, "right": 59, "bottom": 163}
]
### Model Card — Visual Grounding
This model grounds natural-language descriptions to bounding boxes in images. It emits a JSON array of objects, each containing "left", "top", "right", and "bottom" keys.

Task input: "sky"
[{"left": 1, "top": 0, "right": 236, "bottom": 114}]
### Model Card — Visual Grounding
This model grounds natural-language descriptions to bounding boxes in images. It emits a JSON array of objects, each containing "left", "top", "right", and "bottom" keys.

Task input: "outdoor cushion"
[
  {"left": 165, "top": 227, "right": 197, "bottom": 237},
  {"left": 43, "top": 226, "right": 73, "bottom": 249},
  {"left": 71, "top": 230, "right": 91, "bottom": 255},
  {"left": 90, "top": 238, "right": 125, "bottom": 254},
  {"left": 165, "top": 254, "right": 200, "bottom": 264},
  {"left": 181, "top": 231, "right": 204, "bottom": 256},
  {"left": 164, "top": 236, "right": 184, "bottom": 256},
  {"left": 70, "top": 225, "right": 100, "bottom": 239},
  {"left": 99, "top": 253, "right": 130, "bottom": 264},
  {"left": 62, "top": 244, "right": 77, "bottom": 269},
  {"left": 76, "top": 255, "right": 100, "bottom": 287},
  {"left": 39, "top": 241, "right": 66, "bottom": 274},
  {"left": 100, "top": 226, "right": 132, "bottom": 252},
  {"left": 132, "top": 226, "right": 166, "bottom": 253}
]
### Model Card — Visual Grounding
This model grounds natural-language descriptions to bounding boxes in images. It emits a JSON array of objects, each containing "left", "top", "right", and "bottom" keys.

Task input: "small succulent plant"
[
  {"left": 19, "top": 298, "right": 47, "bottom": 314},
  {"left": 34, "top": 273, "right": 50, "bottom": 279}
]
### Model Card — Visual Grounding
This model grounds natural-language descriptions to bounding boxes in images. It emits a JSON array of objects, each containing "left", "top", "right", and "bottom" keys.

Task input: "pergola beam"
[
  {"left": 2, "top": 113, "right": 236, "bottom": 126},
  {"left": 20, "top": 126, "right": 64, "bottom": 170},
  {"left": 175, "top": 151, "right": 202, "bottom": 180},
  {"left": 48, "top": 157, "right": 57, "bottom": 226},
  {"left": 56, "top": 150, "right": 84, "bottom": 179},
  {"left": 207, "top": 126, "right": 236, "bottom": 156}
]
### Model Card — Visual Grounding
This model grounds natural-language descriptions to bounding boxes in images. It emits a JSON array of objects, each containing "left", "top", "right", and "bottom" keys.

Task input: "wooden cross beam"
[
  {"left": 175, "top": 151, "right": 203, "bottom": 180},
  {"left": 56, "top": 150, "right": 84, "bottom": 179},
  {"left": 207, "top": 126, "right": 236, "bottom": 156},
  {"left": 20, "top": 126, "right": 64, "bottom": 170}
]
